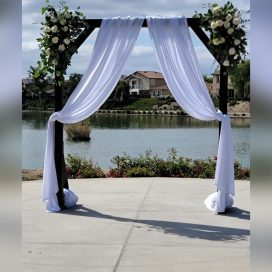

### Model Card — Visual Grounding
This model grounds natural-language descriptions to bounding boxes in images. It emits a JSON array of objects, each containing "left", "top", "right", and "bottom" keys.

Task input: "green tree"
[
  {"left": 28, "top": 66, "right": 49, "bottom": 106},
  {"left": 203, "top": 75, "right": 213, "bottom": 83},
  {"left": 230, "top": 59, "right": 250, "bottom": 100},
  {"left": 65, "top": 73, "right": 83, "bottom": 98},
  {"left": 111, "top": 80, "right": 130, "bottom": 102}
]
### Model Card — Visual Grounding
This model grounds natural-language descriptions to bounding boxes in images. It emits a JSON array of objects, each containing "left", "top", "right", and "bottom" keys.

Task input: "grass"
[{"left": 65, "top": 122, "right": 91, "bottom": 141}]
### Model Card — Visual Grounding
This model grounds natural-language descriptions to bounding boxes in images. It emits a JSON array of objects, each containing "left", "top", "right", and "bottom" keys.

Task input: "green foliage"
[
  {"left": 230, "top": 59, "right": 250, "bottom": 100},
  {"left": 193, "top": 2, "right": 248, "bottom": 70},
  {"left": 65, "top": 154, "right": 105, "bottom": 178},
  {"left": 110, "top": 81, "right": 130, "bottom": 102},
  {"left": 31, "top": 1, "right": 87, "bottom": 86},
  {"left": 66, "top": 73, "right": 83, "bottom": 97},
  {"left": 108, "top": 149, "right": 250, "bottom": 179},
  {"left": 126, "top": 167, "right": 155, "bottom": 177},
  {"left": 203, "top": 75, "right": 213, "bottom": 83},
  {"left": 228, "top": 100, "right": 237, "bottom": 106}
]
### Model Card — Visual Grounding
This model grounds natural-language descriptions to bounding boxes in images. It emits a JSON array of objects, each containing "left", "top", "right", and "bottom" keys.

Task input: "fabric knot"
[
  {"left": 215, "top": 109, "right": 229, "bottom": 122},
  {"left": 48, "top": 112, "right": 60, "bottom": 123}
]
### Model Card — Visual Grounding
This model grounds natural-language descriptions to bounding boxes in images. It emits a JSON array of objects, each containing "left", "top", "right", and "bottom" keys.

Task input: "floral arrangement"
[
  {"left": 193, "top": 2, "right": 248, "bottom": 70},
  {"left": 33, "top": 0, "right": 88, "bottom": 86}
]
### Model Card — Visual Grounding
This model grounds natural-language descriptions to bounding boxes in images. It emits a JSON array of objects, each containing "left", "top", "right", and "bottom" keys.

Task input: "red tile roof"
[{"left": 136, "top": 71, "right": 164, "bottom": 79}]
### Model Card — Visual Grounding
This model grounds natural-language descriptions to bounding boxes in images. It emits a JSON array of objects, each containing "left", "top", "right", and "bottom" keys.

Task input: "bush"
[
  {"left": 126, "top": 166, "right": 155, "bottom": 177},
  {"left": 65, "top": 122, "right": 91, "bottom": 141},
  {"left": 66, "top": 154, "right": 105, "bottom": 178},
  {"left": 109, "top": 149, "right": 250, "bottom": 180},
  {"left": 229, "top": 100, "right": 237, "bottom": 106}
]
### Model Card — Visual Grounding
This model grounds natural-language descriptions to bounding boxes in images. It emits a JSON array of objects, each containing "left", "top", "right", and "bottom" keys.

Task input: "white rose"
[
  {"left": 234, "top": 39, "right": 241, "bottom": 45},
  {"left": 52, "top": 37, "right": 59, "bottom": 44},
  {"left": 233, "top": 17, "right": 240, "bottom": 25},
  {"left": 39, "top": 79, "right": 44, "bottom": 83},
  {"left": 216, "top": 20, "right": 224, "bottom": 27},
  {"left": 229, "top": 47, "right": 236, "bottom": 55},
  {"left": 52, "top": 59, "right": 58, "bottom": 65},
  {"left": 223, "top": 60, "right": 230, "bottom": 67},
  {"left": 220, "top": 37, "right": 225, "bottom": 44},
  {"left": 227, "top": 28, "right": 234, "bottom": 35},
  {"left": 60, "top": 19, "right": 66, "bottom": 25},
  {"left": 44, "top": 26, "right": 51, "bottom": 33},
  {"left": 56, "top": 71, "right": 61, "bottom": 77},
  {"left": 213, "top": 38, "right": 220, "bottom": 45},
  {"left": 212, "top": 6, "right": 221, "bottom": 14},
  {"left": 211, "top": 21, "right": 217, "bottom": 29},
  {"left": 58, "top": 44, "right": 65, "bottom": 51},
  {"left": 64, "top": 38, "right": 70, "bottom": 45},
  {"left": 226, "top": 14, "right": 232, "bottom": 21},
  {"left": 224, "top": 21, "right": 230, "bottom": 29},
  {"left": 65, "top": 12, "right": 71, "bottom": 19},
  {"left": 45, "top": 48, "right": 51, "bottom": 55},
  {"left": 51, "top": 25, "right": 58, "bottom": 33},
  {"left": 62, "top": 26, "right": 69, "bottom": 32},
  {"left": 51, "top": 16, "right": 58, "bottom": 23}
]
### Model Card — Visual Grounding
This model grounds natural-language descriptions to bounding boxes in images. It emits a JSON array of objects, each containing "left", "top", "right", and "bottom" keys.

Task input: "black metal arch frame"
[{"left": 54, "top": 18, "right": 228, "bottom": 209}]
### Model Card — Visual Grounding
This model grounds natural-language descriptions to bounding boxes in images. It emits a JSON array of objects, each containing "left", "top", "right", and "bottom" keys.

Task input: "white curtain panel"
[
  {"left": 43, "top": 17, "right": 144, "bottom": 212},
  {"left": 147, "top": 16, "right": 234, "bottom": 213}
]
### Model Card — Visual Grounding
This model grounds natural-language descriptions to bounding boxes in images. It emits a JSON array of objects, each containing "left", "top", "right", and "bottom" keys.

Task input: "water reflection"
[{"left": 22, "top": 112, "right": 250, "bottom": 129}]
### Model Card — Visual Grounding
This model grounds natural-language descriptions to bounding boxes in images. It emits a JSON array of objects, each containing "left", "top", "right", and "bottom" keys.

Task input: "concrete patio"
[{"left": 23, "top": 178, "right": 250, "bottom": 272}]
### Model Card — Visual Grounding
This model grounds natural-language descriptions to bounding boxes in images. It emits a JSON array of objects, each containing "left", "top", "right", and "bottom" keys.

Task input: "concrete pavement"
[{"left": 22, "top": 178, "right": 250, "bottom": 272}]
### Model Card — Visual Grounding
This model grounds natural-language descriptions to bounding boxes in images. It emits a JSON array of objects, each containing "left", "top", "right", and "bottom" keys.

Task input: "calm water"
[{"left": 22, "top": 112, "right": 250, "bottom": 169}]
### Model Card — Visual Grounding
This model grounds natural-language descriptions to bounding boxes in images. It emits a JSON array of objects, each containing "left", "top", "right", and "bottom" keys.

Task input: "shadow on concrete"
[
  {"left": 224, "top": 207, "right": 250, "bottom": 220},
  {"left": 62, "top": 204, "right": 250, "bottom": 242}
]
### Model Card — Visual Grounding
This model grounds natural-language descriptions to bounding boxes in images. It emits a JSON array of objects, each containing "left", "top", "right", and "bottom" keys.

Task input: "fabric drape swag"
[
  {"left": 43, "top": 16, "right": 234, "bottom": 213},
  {"left": 43, "top": 17, "right": 144, "bottom": 212},
  {"left": 147, "top": 17, "right": 234, "bottom": 212}
]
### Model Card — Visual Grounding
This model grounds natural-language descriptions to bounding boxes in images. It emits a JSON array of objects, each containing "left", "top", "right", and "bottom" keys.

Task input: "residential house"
[
  {"left": 212, "top": 69, "right": 239, "bottom": 99},
  {"left": 125, "top": 71, "right": 171, "bottom": 98}
]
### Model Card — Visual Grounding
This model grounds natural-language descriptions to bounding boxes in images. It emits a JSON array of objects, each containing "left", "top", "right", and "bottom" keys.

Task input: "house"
[
  {"left": 125, "top": 71, "right": 171, "bottom": 98},
  {"left": 212, "top": 69, "right": 239, "bottom": 99}
]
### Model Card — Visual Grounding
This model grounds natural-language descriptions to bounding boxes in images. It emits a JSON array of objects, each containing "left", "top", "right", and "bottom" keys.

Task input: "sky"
[{"left": 22, "top": 0, "right": 250, "bottom": 78}]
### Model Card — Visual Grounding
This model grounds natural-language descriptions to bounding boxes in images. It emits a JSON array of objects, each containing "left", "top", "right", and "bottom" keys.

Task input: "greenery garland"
[
  {"left": 193, "top": 2, "right": 248, "bottom": 71},
  {"left": 31, "top": 0, "right": 88, "bottom": 86}
]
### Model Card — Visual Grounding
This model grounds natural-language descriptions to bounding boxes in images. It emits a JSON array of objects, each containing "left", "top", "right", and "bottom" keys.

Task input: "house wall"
[{"left": 134, "top": 72, "right": 150, "bottom": 90}]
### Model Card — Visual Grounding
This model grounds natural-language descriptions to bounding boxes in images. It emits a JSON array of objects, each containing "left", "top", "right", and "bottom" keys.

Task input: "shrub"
[
  {"left": 109, "top": 149, "right": 250, "bottom": 180},
  {"left": 65, "top": 122, "right": 91, "bottom": 141},
  {"left": 229, "top": 100, "right": 237, "bottom": 106},
  {"left": 66, "top": 154, "right": 105, "bottom": 178},
  {"left": 126, "top": 166, "right": 155, "bottom": 177}
]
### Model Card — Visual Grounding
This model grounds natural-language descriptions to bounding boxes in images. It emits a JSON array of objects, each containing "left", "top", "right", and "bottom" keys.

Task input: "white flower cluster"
[
  {"left": 209, "top": 4, "right": 243, "bottom": 67},
  {"left": 42, "top": 10, "right": 72, "bottom": 58}
]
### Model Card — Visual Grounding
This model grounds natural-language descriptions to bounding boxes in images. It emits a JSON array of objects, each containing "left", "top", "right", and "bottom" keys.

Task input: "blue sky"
[{"left": 22, "top": 0, "right": 250, "bottom": 78}]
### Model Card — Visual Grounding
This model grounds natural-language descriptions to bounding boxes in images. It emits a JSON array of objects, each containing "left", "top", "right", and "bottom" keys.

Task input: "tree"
[
  {"left": 111, "top": 80, "right": 130, "bottom": 102},
  {"left": 230, "top": 59, "right": 250, "bottom": 100},
  {"left": 28, "top": 66, "right": 49, "bottom": 105},
  {"left": 65, "top": 73, "right": 83, "bottom": 98},
  {"left": 203, "top": 75, "right": 213, "bottom": 83}
]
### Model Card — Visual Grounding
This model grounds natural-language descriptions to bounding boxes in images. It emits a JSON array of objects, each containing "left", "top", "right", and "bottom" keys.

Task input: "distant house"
[
  {"left": 212, "top": 69, "right": 239, "bottom": 99},
  {"left": 125, "top": 71, "right": 171, "bottom": 98}
]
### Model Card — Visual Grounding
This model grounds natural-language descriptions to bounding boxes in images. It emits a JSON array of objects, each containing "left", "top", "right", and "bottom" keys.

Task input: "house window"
[
  {"left": 150, "top": 79, "right": 155, "bottom": 86},
  {"left": 131, "top": 80, "right": 137, "bottom": 88},
  {"left": 153, "top": 90, "right": 162, "bottom": 97},
  {"left": 216, "top": 76, "right": 219, "bottom": 83}
]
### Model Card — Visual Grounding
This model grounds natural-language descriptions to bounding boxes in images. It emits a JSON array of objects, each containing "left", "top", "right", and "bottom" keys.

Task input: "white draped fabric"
[
  {"left": 42, "top": 17, "right": 144, "bottom": 212},
  {"left": 147, "top": 16, "right": 234, "bottom": 213},
  {"left": 43, "top": 16, "right": 234, "bottom": 214}
]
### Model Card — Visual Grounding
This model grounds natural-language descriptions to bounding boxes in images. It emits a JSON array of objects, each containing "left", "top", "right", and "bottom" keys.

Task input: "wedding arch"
[{"left": 43, "top": 17, "right": 233, "bottom": 214}]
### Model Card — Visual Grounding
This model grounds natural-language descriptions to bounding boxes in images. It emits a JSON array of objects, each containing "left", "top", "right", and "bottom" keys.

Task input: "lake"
[{"left": 22, "top": 112, "right": 250, "bottom": 169}]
